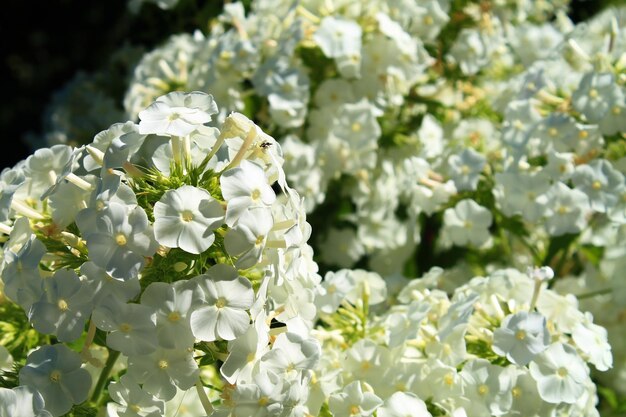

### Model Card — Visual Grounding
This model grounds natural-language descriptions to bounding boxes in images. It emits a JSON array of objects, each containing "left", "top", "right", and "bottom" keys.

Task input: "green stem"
[
  {"left": 498, "top": 225, "right": 512, "bottom": 261},
  {"left": 553, "top": 248, "right": 571, "bottom": 278},
  {"left": 576, "top": 287, "right": 612, "bottom": 300},
  {"left": 90, "top": 349, "right": 120, "bottom": 403},
  {"left": 361, "top": 281, "right": 370, "bottom": 339},
  {"left": 81, "top": 321, "right": 97, "bottom": 356}
]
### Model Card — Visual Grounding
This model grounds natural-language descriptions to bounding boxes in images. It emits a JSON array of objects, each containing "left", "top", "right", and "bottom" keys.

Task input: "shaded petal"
[
  {"left": 217, "top": 308, "right": 250, "bottom": 340},
  {"left": 190, "top": 306, "right": 218, "bottom": 341}
]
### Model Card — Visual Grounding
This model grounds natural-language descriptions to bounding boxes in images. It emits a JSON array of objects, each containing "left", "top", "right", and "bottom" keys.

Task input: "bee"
[{"left": 259, "top": 141, "right": 273, "bottom": 149}]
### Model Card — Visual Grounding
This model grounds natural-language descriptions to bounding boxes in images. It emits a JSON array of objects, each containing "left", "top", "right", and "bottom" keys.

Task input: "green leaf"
[
  {"left": 598, "top": 385, "right": 619, "bottom": 409},
  {"left": 579, "top": 245, "right": 605, "bottom": 267},
  {"left": 198, "top": 351, "right": 216, "bottom": 367},
  {"left": 542, "top": 232, "right": 578, "bottom": 266}
]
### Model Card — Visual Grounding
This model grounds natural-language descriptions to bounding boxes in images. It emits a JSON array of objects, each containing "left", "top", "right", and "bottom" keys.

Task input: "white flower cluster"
[
  {"left": 5, "top": 0, "right": 626, "bottom": 414},
  {"left": 107, "top": 0, "right": 625, "bottom": 281},
  {"left": 311, "top": 265, "right": 612, "bottom": 417},
  {"left": 155, "top": 3, "right": 626, "bottom": 398},
  {"left": 0, "top": 91, "right": 321, "bottom": 416}
]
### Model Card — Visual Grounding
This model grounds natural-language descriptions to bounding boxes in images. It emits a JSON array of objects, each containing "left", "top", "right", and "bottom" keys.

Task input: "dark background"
[{"left": 0, "top": 0, "right": 616, "bottom": 171}]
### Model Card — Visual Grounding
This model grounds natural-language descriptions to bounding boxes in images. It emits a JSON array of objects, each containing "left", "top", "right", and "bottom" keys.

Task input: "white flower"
[
  {"left": 529, "top": 343, "right": 589, "bottom": 404},
  {"left": 220, "top": 159, "right": 276, "bottom": 226},
  {"left": 313, "top": 16, "right": 362, "bottom": 59},
  {"left": 259, "top": 332, "right": 320, "bottom": 377},
  {"left": 138, "top": 91, "right": 218, "bottom": 136},
  {"left": 377, "top": 391, "right": 432, "bottom": 417},
  {"left": 0, "top": 386, "right": 52, "bottom": 417},
  {"left": 459, "top": 359, "right": 515, "bottom": 416},
  {"left": 328, "top": 381, "right": 382, "bottom": 417},
  {"left": 571, "top": 158, "right": 624, "bottom": 213},
  {"left": 190, "top": 264, "right": 254, "bottom": 341},
  {"left": 139, "top": 280, "right": 201, "bottom": 349},
  {"left": 442, "top": 199, "right": 492, "bottom": 247},
  {"left": 107, "top": 375, "right": 165, "bottom": 417},
  {"left": 527, "top": 266, "right": 554, "bottom": 282},
  {"left": 220, "top": 313, "right": 270, "bottom": 384},
  {"left": 345, "top": 269, "right": 387, "bottom": 306},
  {"left": 80, "top": 202, "right": 157, "bottom": 281},
  {"left": 493, "top": 170, "right": 550, "bottom": 222},
  {"left": 29, "top": 268, "right": 93, "bottom": 342},
  {"left": 230, "top": 370, "right": 285, "bottom": 417},
  {"left": 572, "top": 312, "right": 613, "bottom": 371},
  {"left": 1, "top": 231, "right": 46, "bottom": 311},
  {"left": 492, "top": 311, "right": 550, "bottom": 366},
  {"left": 126, "top": 347, "right": 199, "bottom": 401},
  {"left": 417, "top": 114, "right": 445, "bottom": 159},
  {"left": 19, "top": 344, "right": 91, "bottom": 417},
  {"left": 314, "top": 269, "right": 356, "bottom": 315},
  {"left": 543, "top": 183, "right": 590, "bottom": 236},
  {"left": 447, "top": 28, "right": 490, "bottom": 75},
  {"left": 153, "top": 185, "right": 224, "bottom": 254},
  {"left": 508, "top": 368, "right": 546, "bottom": 417},
  {"left": 421, "top": 359, "right": 464, "bottom": 402},
  {"left": 447, "top": 148, "right": 486, "bottom": 191},
  {"left": 224, "top": 206, "right": 273, "bottom": 269},
  {"left": 572, "top": 72, "right": 621, "bottom": 123},
  {"left": 92, "top": 299, "right": 158, "bottom": 357},
  {"left": 344, "top": 338, "right": 391, "bottom": 384}
]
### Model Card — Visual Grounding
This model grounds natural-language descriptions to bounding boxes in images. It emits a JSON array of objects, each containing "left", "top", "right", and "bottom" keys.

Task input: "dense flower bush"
[{"left": 2, "top": 0, "right": 626, "bottom": 416}]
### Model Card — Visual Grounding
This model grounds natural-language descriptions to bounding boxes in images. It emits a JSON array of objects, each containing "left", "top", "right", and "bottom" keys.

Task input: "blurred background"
[{"left": 0, "top": 0, "right": 618, "bottom": 170}]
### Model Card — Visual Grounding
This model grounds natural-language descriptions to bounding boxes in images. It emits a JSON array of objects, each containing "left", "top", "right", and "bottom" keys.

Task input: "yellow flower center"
[
  {"left": 115, "top": 233, "right": 127, "bottom": 246},
  {"left": 57, "top": 299, "right": 69, "bottom": 312},
  {"left": 168, "top": 311, "right": 181, "bottom": 322},
  {"left": 557, "top": 367, "right": 568, "bottom": 377},
  {"left": 216, "top": 297, "right": 227, "bottom": 309},
  {"left": 478, "top": 384, "right": 489, "bottom": 395},
  {"left": 592, "top": 180, "right": 602, "bottom": 190},
  {"left": 350, "top": 405, "right": 360, "bottom": 415},
  {"left": 50, "top": 370, "right": 62, "bottom": 383},
  {"left": 515, "top": 330, "right": 526, "bottom": 340},
  {"left": 158, "top": 360, "right": 169, "bottom": 369},
  {"left": 120, "top": 323, "right": 132, "bottom": 333},
  {"left": 181, "top": 210, "right": 194, "bottom": 222}
]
